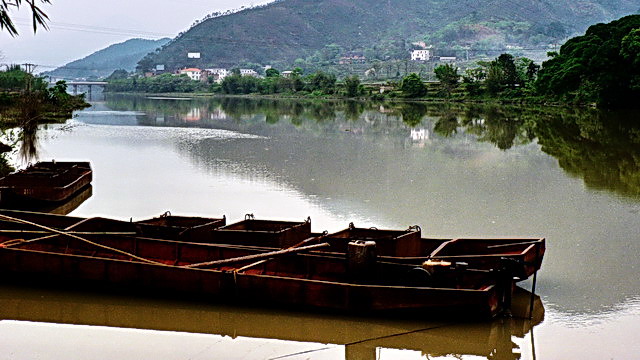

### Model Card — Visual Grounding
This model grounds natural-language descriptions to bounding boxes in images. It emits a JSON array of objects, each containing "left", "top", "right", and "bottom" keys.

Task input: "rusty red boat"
[
  {"left": 0, "top": 161, "right": 92, "bottom": 204},
  {"left": 0, "top": 210, "right": 529, "bottom": 319}
]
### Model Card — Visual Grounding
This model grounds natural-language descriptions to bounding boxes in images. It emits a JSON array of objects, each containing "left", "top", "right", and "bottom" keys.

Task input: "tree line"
[{"left": 105, "top": 14, "right": 640, "bottom": 109}]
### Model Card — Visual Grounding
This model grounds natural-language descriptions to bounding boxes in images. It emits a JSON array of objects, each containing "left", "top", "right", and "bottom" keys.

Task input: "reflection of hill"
[{"left": 0, "top": 284, "right": 542, "bottom": 360}]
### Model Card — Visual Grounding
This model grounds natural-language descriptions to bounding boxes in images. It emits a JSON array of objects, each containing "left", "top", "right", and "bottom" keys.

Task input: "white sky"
[{"left": 0, "top": 0, "right": 274, "bottom": 70}]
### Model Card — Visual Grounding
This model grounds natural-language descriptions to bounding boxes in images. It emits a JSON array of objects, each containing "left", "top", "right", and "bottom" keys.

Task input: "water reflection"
[
  {"left": 103, "top": 95, "right": 640, "bottom": 201},
  {"left": 0, "top": 283, "right": 542, "bottom": 360}
]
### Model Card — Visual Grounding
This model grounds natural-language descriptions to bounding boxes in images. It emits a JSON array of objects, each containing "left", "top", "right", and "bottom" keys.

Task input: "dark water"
[{"left": 3, "top": 95, "right": 640, "bottom": 359}]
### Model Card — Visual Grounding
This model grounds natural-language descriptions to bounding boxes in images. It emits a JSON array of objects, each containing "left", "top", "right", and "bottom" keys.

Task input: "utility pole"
[
  {"left": 21, "top": 63, "right": 37, "bottom": 74},
  {"left": 21, "top": 63, "right": 37, "bottom": 92}
]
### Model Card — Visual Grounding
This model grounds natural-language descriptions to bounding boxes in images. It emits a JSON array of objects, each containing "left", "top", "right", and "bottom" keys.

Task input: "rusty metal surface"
[
  {"left": 0, "top": 162, "right": 92, "bottom": 203},
  {"left": 0, "top": 232, "right": 503, "bottom": 318}
]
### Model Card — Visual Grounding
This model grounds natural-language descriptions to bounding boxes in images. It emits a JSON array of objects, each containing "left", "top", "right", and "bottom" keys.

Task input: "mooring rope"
[{"left": 0, "top": 214, "right": 165, "bottom": 266}]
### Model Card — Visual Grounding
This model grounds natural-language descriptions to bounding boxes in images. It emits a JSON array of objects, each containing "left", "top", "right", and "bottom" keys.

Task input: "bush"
[{"left": 399, "top": 73, "right": 427, "bottom": 98}]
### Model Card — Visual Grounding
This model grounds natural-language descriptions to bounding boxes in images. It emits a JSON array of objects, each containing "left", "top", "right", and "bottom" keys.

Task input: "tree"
[
  {"left": 485, "top": 63, "right": 504, "bottom": 95},
  {"left": 495, "top": 54, "right": 518, "bottom": 88},
  {"left": 306, "top": 71, "right": 336, "bottom": 94},
  {"left": 536, "top": 14, "right": 640, "bottom": 108},
  {"left": 399, "top": 73, "right": 427, "bottom": 98},
  {"left": 265, "top": 68, "right": 280, "bottom": 78},
  {"left": 434, "top": 64, "right": 460, "bottom": 96},
  {"left": 462, "top": 67, "right": 485, "bottom": 96},
  {"left": 1, "top": 0, "right": 50, "bottom": 36},
  {"left": 344, "top": 75, "right": 360, "bottom": 97}
]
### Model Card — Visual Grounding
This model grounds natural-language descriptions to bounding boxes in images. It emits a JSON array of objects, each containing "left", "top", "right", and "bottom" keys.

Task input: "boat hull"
[{"left": 0, "top": 162, "right": 92, "bottom": 203}]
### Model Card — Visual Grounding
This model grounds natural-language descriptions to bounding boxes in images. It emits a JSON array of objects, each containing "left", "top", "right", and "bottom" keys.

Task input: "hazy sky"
[{"left": 0, "top": 0, "right": 274, "bottom": 70}]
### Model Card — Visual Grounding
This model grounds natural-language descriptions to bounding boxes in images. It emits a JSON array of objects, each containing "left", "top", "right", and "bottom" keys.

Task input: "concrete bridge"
[{"left": 63, "top": 81, "right": 108, "bottom": 96}]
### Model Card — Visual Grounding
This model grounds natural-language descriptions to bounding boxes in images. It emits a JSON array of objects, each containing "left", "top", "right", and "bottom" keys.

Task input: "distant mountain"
[
  {"left": 44, "top": 38, "right": 170, "bottom": 80},
  {"left": 138, "top": 0, "right": 639, "bottom": 72}
]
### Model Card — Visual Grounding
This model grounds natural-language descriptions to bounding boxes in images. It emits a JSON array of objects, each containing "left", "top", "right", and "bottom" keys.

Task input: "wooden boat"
[
  {"left": 0, "top": 161, "right": 92, "bottom": 203},
  {"left": 0, "top": 220, "right": 511, "bottom": 319}
]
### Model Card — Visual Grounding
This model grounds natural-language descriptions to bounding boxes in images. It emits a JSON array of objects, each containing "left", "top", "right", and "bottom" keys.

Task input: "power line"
[{"left": 13, "top": 18, "right": 174, "bottom": 38}]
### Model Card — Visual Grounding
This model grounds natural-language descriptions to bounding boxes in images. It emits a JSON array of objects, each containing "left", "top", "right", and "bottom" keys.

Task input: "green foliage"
[
  {"left": 305, "top": 71, "right": 337, "bottom": 94},
  {"left": 221, "top": 74, "right": 260, "bottom": 94},
  {"left": 138, "top": 0, "right": 636, "bottom": 73},
  {"left": 0, "top": 68, "right": 88, "bottom": 127},
  {"left": 106, "top": 73, "right": 207, "bottom": 93},
  {"left": 400, "top": 73, "right": 427, "bottom": 98},
  {"left": 0, "top": 0, "right": 50, "bottom": 36},
  {"left": 536, "top": 15, "right": 640, "bottom": 108},
  {"left": 495, "top": 54, "right": 519, "bottom": 88},
  {"left": 462, "top": 67, "right": 486, "bottom": 96},
  {"left": 434, "top": 64, "right": 460, "bottom": 96},
  {"left": 0, "top": 66, "right": 32, "bottom": 90},
  {"left": 265, "top": 68, "right": 280, "bottom": 78},
  {"left": 343, "top": 75, "right": 361, "bottom": 97}
]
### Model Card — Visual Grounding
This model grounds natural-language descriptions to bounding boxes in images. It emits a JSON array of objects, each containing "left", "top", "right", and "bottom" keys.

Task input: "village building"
[
  {"left": 203, "top": 68, "right": 230, "bottom": 83},
  {"left": 411, "top": 49, "right": 432, "bottom": 61},
  {"left": 239, "top": 69, "right": 259, "bottom": 77},
  {"left": 177, "top": 68, "right": 202, "bottom": 81}
]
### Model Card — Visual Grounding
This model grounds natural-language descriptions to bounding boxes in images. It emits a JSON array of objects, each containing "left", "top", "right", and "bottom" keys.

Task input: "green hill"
[
  {"left": 138, "top": 0, "right": 639, "bottom": 72},
  {"left": 44, "top": 38, "right": 170, "bottom": 80}
]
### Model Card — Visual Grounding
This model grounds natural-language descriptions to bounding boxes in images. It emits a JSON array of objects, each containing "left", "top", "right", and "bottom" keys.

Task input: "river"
[{"left": 1, "top": 94, "right": 639, "bottom": 359}]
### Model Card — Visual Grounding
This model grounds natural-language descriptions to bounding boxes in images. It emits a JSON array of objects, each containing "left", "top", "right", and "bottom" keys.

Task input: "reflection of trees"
[
  {"left": 344, "top": 101, "right": 365, "bottom": 122},
  {"left": 535, "top": 110, "right": 640, "bottom": 199},
  {"left": 433, "top": 113, "right": 459, "bottom": 137},
  {"left": 479, "top": 107, "right": 532, "bottom": 150},
  {"left": 18, "top": 120, "right": 39, "bottom": 163},
  {"left": 432, "top": 105, "right": 534, "bottom": 150},
  {"left": 398, "top": 102, "right": 428, "bottom": 127},
  {"left": 103, "top": 94, "right": 640, "bottom": 200}
]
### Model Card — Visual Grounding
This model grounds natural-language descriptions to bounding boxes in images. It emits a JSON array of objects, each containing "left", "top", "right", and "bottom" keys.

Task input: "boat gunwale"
[{"left": 0, "top": 245, "right": 498, "bottom": 293}]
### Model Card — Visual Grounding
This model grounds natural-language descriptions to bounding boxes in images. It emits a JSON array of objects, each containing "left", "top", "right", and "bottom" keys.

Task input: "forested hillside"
[
  {"left": 45, "top": 38, "right": 170, "bottom": 80},
  {"left": 138, "top": 0, "right": 639, "bottom": 72}
]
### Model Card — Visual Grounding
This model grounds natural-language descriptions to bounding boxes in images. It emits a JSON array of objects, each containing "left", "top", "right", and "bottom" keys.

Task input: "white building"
[
  {"left": 178, "top": 68, "right": 202, "bottom": 81},
  {"left": 411, "top": 49, "right": 432, "bottom": 61},
  {"left": 438, "top": 56, "right": 457, "bottom": 63},
  {"left": 240, "top": 69, "right": 259, "bottom": 77},
  {"left": 205, "top": 68, "right": 230, "bottom": 83}
]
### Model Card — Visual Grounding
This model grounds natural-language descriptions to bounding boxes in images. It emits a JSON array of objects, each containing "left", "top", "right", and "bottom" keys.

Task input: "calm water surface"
[{"left": 2, "top": 95, "right": 640, "bottom": 359}]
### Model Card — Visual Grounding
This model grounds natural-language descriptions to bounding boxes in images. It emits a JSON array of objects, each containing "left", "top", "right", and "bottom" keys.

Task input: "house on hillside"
[
  {"left": 411, "top": 49, "right": 432, "bottom": 62},
  {"left": 177, "top": 68, "right": 202, "bottom": 81},
  {"left": 203, "top": 68, "right": 230, "bottom": 83},
  {"left": 281, "top": 71, "right": 294, "bottom": 78},
  {"left": 240, "top": 69, "right": 259, "bottom": 77}
]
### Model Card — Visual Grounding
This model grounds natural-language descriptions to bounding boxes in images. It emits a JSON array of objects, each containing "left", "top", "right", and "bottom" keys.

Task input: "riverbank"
[
  {"left": 104, "top": 90, "right": 573, "bottom": 108},
  {"left": 0, "top": 90, "right": 90, "bottom": 175}
]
